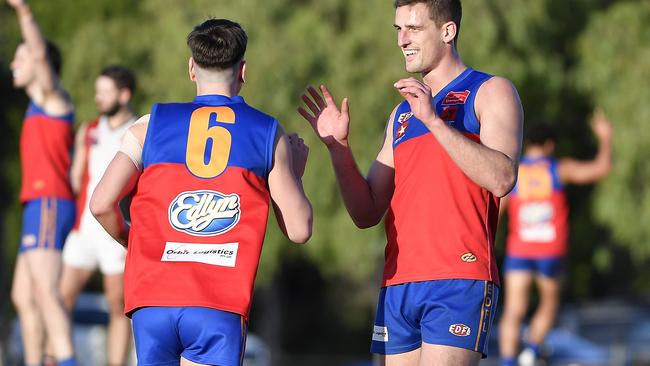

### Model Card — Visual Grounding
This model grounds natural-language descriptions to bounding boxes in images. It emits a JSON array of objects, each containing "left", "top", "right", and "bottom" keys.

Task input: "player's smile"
[{"left": 403, "top": 48, "right": 419, "bottom": 62}]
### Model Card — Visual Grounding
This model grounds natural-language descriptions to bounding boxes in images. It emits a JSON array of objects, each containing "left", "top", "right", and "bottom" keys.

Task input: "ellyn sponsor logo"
[
  {"left": 461, "top": 252, "right": 477, "bottom": 263},
  {"left": 169, "top": 190, "right": 240, "bottom": 236}
]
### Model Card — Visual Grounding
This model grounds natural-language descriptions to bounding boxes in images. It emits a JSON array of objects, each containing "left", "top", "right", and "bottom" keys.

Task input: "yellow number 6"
[{"left": 186, "top": 106, "right": 235, "bottom": 178}]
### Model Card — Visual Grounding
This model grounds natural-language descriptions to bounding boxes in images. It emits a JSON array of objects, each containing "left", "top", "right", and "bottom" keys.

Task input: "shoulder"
[
  {"left": 475, "top": 76, "right": 522, "bottom": 120},
  {"left": 128, "top": 114, "right": 150, "bottom": 145},
  {"left": 476, "top": 76, "right": 518, "bottom": 101}
]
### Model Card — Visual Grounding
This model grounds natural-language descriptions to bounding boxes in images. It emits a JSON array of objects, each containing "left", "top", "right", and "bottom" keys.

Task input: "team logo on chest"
[
  {"left": 397, "top": 111, "right": 413, "bottom": 124},
  {"left": 168, "top": 190, "right": 241, "bottom": 236},
  {"left": 442, "top": 90, "right": 470, "bottom": 105}
]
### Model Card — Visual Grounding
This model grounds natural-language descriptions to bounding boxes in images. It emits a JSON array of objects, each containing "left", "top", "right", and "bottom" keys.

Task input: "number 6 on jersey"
[{"left": 186, "top": 106, "right": 235, "bottom": 178}]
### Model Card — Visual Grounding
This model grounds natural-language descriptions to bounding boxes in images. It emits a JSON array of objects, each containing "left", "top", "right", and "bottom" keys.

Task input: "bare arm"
[
  {"left": 558, "top": 109, "right": 613, "bottom": 185},
  {"left": 89, "top": 115, "right": 149, "bottom": 247},
  {"left": 70, "top": 123, "right": 89, "bottom": 194},
  {"left": 394, "top": 76, "right": 524, "bottom": 197},
  {"left": 298, "top": 85, "right": 395, "bottom": 228},
  {"left": 268, "top": 127, "right": 313, "bottom": 244}
]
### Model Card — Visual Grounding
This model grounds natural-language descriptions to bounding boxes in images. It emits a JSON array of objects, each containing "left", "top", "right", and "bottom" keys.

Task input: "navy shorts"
[
  {"left": 20, "top": 198, "right": 75, "bottom": 253},
  {"left": 132, "top": 306, "right": 247, "bottom": 366},
  {"left": 371, "top": 279, "right": 498, "bottom": 357},
  {"left": 503, "top": 256, "right": 564, "bottom": 278}
]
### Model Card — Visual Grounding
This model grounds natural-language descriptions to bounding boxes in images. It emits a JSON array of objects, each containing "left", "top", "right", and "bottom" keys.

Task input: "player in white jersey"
[{"left": 60, "top": 65, "right": 136, "bottom": 366}]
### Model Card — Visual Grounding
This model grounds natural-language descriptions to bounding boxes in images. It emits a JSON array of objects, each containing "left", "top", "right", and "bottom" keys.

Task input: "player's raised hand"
[
  {"left": 591, "top": 108, "right": 613, "bottom": 142},
  {"left": 287, "top": 133, "right": 309, "bottom": 179},
  {"left": 7, "top": 0, "right": 27, "bottom": 9},
  {"left": 298, "top": 85, "right": 350, "bottom": 148},
  {"left": 394, "top": 78, "right": 440, "bottom": 127}
]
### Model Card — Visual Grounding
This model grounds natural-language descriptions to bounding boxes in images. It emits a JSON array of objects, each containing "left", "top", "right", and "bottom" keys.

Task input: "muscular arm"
[
  {"left": 395, "top": 76, "right": 523, "bottom": 197},
  {"left": 557, "top": 110, "right": 613, "bottom": 185},
  {"left": 268, "top": 127, "right": 313, "bottom": 244},
  {"left": 327, "top": 111, "right": 395, "bottom": 228},
  {"left": 70, "top": 123, "right": 88, "bottom": 194},
  {"left": 89, "top": 115, "right": 149, "bottom": 247}
]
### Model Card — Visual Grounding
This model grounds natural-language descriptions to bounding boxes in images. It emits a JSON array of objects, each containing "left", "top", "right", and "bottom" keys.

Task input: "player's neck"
[
  {"left": 422, "top": 50, "right": 466, "bottom": 96},
  {"left": 524, "top": 146, "right": 549, "bottom": 158},
  {"left": 196, "top": 82, "right": 240, "bottom": 98},
  {"left": 105, "top": 108, "right": 134, "bottom": 129}
]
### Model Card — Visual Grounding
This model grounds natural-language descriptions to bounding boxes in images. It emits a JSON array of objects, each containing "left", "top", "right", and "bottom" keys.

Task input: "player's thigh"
[
  {"left": 502, "top": 269, "right": 534, "bottom": 316},
  {"left": 419, "top": 280, "right": 498, "bottom": 358},
  {"left": 59, "top": 265, "right": 94, "bottom": 308},
  {"left": 371, "top": 285, "right": 423, "bottom": 356},
  {"left": 103, "top": 272, "right": 125, "bottom": 311},
  {"left": 132, "top": 307, "right": 183, "bottom": 365},
  {"left": 382, "top": 347, "right": 421, "bottom": 366},
  {"left": 178, "top": 307, "right": 247, "bottom": 366},
  {"left": 534, "top": 275, "right": 560, "bottom": 309},
  {"left": 20, "top": 198, "right": 75, "bottom": 253},
  {"left": 418, "top": 343, "right": 481, "bottom": 366},
  {"left": 62, "top": 230, "right": 98, "bottom": 273},
  {"left": 11, "top": 254, "right": 33, "bottom": 306},
  {"left": 96, "top": 234, "right": 127, "bottom": 276},
  {"left": 23, "top": 249, "right": 63, "bottom": 290}
]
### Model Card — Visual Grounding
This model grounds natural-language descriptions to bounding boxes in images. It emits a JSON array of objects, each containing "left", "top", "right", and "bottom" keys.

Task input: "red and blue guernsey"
[
  {"left": 384, "top": 68, "right": 500, "bottom": 287},
  {"left": 506, "top": 156, "right": 569, "bottom": 258},
  {"left": 125, "top": 95, "right": 278, "bottom": 319},
  {"left": 19, "top": 102, "right": 74, "bottom": 202}
]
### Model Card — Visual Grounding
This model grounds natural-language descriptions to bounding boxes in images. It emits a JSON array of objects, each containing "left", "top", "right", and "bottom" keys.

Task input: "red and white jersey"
[
  {"left": 506, "top": 156, "right": 569, "bottom": 258},
  {"left": 75, "top": 116, "right": 135, "bottom": 232},
  {"left": 384, "top": 68, "right": 501, "bottom": 287}
]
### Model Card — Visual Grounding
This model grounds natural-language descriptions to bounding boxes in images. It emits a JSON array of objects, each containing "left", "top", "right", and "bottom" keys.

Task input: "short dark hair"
[
  {"left": 45, "top": 40, "right": 62, "bottom": 76},
  {"left": 187, "top": 19, "right": 247, "bottom": 70},
  {"left": 394, "top": 0, "right": 462, "bottom": 42},
  {"left": 100, "top": 65, "right": 136, "bottom": 93},
  {"left": 526, "top": 123, "right": 557, "bottom": 146}
]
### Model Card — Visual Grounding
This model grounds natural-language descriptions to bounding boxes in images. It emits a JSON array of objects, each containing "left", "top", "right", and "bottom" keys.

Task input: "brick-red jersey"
[
  {"left": 384, "top": 68, "right": 501, "bottom": 287},
  {"left": 125, "top": 95, "right": 277, "bottom": 319},
  {"left": 506, "top": 156, "right": 568, "bottom": 258},
  {"left": 19, "top": 102, "right": 74, "bottom": 202}
]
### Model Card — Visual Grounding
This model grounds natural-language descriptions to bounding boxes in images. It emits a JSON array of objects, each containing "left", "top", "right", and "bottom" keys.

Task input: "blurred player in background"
[
  {"left": 7, "top": 0, "right": 77, "bottom": 364},
  {"left": 299, "top": 0, "right": 523, "bottom": 364},
  {"left": 498, "top": 111, "right": 613, "bottom": 366},
  {"left": 90, "top": 18, "right": 312, "bottom": 366},
  {"left": 59, "top": 66, "right": 137, "bottom": 366}
]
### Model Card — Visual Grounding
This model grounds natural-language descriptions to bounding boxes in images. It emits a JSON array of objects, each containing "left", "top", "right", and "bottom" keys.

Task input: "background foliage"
[{"left": 2, "top": 0, "right": 649, "bottom": 360}]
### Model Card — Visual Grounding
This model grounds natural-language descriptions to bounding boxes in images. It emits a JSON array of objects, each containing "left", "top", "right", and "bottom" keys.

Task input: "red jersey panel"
[
  {"left": 384, "top": 68, "right": 501, "bottom": 287},
  {"left": 506, "top": 157, "right": 569, "bottom": 258},
  {"left": 20, "top": 102, "right": 74, "bottom": 202},
  {"left": 125, "top": 95, "right": 277, "bottom": 319}
]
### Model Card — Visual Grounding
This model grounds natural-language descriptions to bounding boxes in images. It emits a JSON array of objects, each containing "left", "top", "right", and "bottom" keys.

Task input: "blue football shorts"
[
  {"left": 371, "top": 279, "right": 498, "bottom": 358},
  {"left": 20, "top": 197, "right": 75, "bottom": 253},
  {"left": 503, "top": 255, "right": 564, "bottom": 278},
  {"left": 132, "top": 306, "right": 247, "bottom": 366}
]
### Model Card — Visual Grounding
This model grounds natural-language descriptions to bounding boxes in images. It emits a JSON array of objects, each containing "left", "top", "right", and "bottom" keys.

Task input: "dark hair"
[
  {"left": 45, "top": 40, "right": 62, "bottom": 76},
  {"left": 187, "top": 19, "right": 247, "bottom": 70},
  {"left": 100, "top": 65, "right": 136, "bottom": 93},
  {"left": 526, "top": 123, "right": 557, "bottom": 146},
  {"left": 394, "top": 0, "right": 462, "bottom": 42}
]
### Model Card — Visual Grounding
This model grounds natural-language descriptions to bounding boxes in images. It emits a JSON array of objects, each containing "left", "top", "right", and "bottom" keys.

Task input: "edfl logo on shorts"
[{"left": 169, "top": 190, "right": 240, "bottom": 236}]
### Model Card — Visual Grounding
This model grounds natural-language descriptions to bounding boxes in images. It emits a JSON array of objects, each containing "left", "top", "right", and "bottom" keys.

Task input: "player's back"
[
  {"left": 126, "top": 94, "right": 278, "bottom": 318},
  {"left": 507, "top": 156, "right": 569, "bottom": 258}
]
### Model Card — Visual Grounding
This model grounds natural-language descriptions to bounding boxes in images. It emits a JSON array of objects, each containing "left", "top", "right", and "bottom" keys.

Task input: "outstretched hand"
[
  {"left": 7, "top": 0, "right": 26, "bottom": 9},
  {"left": 297, "top": 85, "right": 350, "bottom": 148},
  {"left": 394, "top": 78, "right": 441, "bottom": 128},
  {"left": 591, "top": 108, "right": 613, "bottom": 142}
]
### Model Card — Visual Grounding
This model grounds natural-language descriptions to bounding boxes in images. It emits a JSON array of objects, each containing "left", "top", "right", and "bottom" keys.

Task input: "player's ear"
[
  {"left": 441, "top": 21, "right": 457, "bottom": 44},
  {"left": 188, "top": 57, "right": 197, "bottom": 82},
  {"left": 239, "top": 60, "right": 246, "bottom": 84},
  {"left": 119, "top": 88, "right": 132, "bottom": 105}
]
